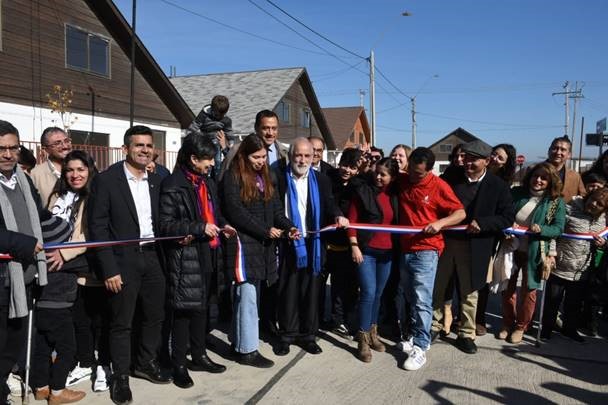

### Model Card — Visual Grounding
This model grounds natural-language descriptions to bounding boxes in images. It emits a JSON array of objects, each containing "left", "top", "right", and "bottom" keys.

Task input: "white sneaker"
[
  {"left": 66, "top": 363, "right": 92, "bottom": 387},
  {"left": 403, "top": 345, "right": 427, "bottom": 371},
  {"left": 397, "top": 337, "right": 414, "bottom": 354},
  {"left": 7, "top": 373, "right": 22, "bottom": 396},
  {"left": 93, "top": 366, "right": 109, "bottom": 392}
]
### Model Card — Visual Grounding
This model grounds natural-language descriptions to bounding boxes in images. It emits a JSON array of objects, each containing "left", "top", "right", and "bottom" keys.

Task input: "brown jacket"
[
  {"left": 31, "top": 161, "right": 59, "bottom": 208},
  {"left": 561, "top": 167, "right": 585, "bottom": 203}
]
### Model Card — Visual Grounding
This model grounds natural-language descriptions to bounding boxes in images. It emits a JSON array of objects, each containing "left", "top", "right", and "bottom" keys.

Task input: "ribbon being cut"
[{"left": 2, "top": 222, "right": 607, "bottom": 261}]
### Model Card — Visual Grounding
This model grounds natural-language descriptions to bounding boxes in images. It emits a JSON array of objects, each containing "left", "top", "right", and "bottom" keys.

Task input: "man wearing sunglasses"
[{"left": 31, "top": 127, "right": 72, "bottom": 207}]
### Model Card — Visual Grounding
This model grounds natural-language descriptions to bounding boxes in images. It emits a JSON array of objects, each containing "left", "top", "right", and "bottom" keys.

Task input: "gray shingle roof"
[{"left": 170, "top": 67, "right": 305, "bottom": 135}]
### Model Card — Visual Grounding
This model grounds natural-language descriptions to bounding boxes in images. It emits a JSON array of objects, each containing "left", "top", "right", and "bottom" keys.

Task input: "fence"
[{"left": 20, "top": 141, "right": 178, "bottom": 172}]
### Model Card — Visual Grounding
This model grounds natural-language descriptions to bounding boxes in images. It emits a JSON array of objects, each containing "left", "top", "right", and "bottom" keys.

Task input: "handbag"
[{"left": 538, "top": 199, "right": 559, "bottom": 280}]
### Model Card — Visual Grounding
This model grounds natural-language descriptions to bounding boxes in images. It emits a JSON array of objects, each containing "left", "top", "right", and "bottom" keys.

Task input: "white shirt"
[
  {"left": 47, "top": 159, "right": 61, "bottom": 179},
  {"left": 285, "top": 169, "right": 309, "bottom": 235},
  {"left": 466, "top": 168, "right": 487, "bottom": 184},
  {"left": 123, "top": 162, "right": 155, "bottom": 240},
  {"left": 0, "top": 169, "right": 17, "bottom": 190}
]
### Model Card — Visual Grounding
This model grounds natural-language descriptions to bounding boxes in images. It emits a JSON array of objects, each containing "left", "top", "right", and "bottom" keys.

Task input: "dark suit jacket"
[
  {"left": 273, "top": 163, "right": 342, "bottom": 231},
  {"left": 87, "top": 161, "right": 163, "bottom": 283},
  {"left": 446, "top": 171, "right": 515, "bottom": 291},
  {"left": 312, "top": 160, "right": 333, "bottom": 175}
]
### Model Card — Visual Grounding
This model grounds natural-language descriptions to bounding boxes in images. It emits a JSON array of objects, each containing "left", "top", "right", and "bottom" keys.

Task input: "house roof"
[
  {"left": 170, "top": 67, "right": 335, "bottom": 148},
  {"left": 322, "top": 107, "right": 370, "bottom": 148},
  {"left": 85, "top": 0, "right": 194, "bottom": 128},
  {"left": 428, "top": 127, "right": 491, "bottom": 150}
]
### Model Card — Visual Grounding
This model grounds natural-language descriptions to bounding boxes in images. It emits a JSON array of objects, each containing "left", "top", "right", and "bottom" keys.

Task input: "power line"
[
  {"left": 247, "top": 0, "right": 366, "bottom": 74},
  {"left": 159, "top": 0, "right": 332, "bottom": 57},
  {"left": 416, "top": 111, "right": 562, "bottom": 128},
  {"left": 263, "top": 0, "right": 367, "bottom": 60},
  {"left": 375, "top": 67, "right": 412, "bottom": 99}
]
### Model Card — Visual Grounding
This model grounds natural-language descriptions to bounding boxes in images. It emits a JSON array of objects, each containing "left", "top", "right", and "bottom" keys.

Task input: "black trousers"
[
  {"left": 171, "top": 271, "right": 212, "bottom": 367},
  {"left": 541, "top": 274, "right": 585, "bottom": 334},
  {"left": 327, "top": 249, "right": 358, "bottom": 329},
  {"left": 107, "top": 249, "right": 165, "bottom": 376},
  {"left": 73, "top": 285, "right": 110, "bottom": 368},
  {"left": 0, "top": 306, "right": 28, "bottom": 391},
  {"left": 31, "top": 308, "right": 76, "bottom": 391},
  {"left": 475, "top": 284, "right": 490, "bottom": 325},
  {"left": 278, "top": 241, "right": 321, "bottom": 343}
]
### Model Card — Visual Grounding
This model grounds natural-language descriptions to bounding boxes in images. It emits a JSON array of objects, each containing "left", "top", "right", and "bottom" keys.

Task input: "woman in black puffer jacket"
[{"left": 159, "top": 135, "right": 234, "bottom": 388}]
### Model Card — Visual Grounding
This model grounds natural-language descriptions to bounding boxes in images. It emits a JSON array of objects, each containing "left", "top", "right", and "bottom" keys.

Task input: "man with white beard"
[{"left": 272, "top": 138, "right": 348, "bottom": 355}]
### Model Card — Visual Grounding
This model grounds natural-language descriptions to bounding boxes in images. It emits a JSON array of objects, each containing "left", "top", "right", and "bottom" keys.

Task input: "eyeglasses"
[
  {"left": 45, "top": 138, "right": 72, "bottom": 148},
  {"left": 0, "top": 145, "right": 20, "bottom": 154}
]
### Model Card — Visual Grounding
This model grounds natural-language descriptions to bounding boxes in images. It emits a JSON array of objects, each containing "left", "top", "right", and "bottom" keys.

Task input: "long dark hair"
[
  {"left": 491, "top": 143, "right": 517, "bottom": 184},
  {"left": 49, "top": 150, "right": 97, "bottom": 217},
  {"left": 231, "top": 134, "right": 274, "bottom": 203}
]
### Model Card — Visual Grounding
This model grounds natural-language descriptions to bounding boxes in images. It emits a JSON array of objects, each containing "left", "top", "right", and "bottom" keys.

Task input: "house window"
[
  {"left": 439, "top": 144, "right": 453, "bottom": 153},
  {"left": 300, "top": 109, "right": 311, "bottom": 128},
  {"left": 65, "top": 25, "right": 110, "bottom": 77},
  {"left": 276, "top": 101, "right": 290, "bottom": 123}
]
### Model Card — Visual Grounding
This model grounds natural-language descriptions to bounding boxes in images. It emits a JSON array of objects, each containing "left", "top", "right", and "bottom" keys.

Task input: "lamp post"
[{"left": 369, "top": 11, "right": 410, "bottom": 146}]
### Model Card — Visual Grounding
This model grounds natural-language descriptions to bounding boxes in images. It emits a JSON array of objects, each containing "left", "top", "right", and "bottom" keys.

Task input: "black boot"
[
  {"left": 188, "top": 354, "right": 226, "bottom": 373},
  {"left": 110, "top": 375, "right": 132, "bottom": 405},
  {"left": 173, "top": 366, "right": 194, "bottom": 389}
]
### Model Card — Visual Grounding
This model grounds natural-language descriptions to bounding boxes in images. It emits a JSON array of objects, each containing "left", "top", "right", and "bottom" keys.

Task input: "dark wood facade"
[
  {"left": 275, "top": 79, "right": 322, "bottom": 142},
  {"left": 0, "top": 0, "right": 188, "bottom": 128}
]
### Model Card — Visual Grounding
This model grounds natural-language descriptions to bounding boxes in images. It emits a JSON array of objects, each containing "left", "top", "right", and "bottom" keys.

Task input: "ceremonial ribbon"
[{"left": 2, "top": 223, "right": 606, "bottom": 262}]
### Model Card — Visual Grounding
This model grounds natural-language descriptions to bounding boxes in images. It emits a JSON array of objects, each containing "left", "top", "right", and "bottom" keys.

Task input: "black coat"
[
  {"left": 325, "top": 168, "right": 364, "bottom": 246},
  {"left": 445, "top": 171, "right": 515, "bottom": 291},
  {"left": 221, "top": 171, "right": 294, "bottom": 284},
  {"left": 350, "top": 181, "right": 400, "bottom": 249},
  {"left": 159, "top": 168, "right": 225, "bottom": 310},
  {"left": 87, "top": 162, "right": 164, "bottom": 283}
]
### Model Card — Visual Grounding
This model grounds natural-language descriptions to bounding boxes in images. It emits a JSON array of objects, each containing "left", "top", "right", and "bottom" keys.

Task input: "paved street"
[{"left": 16, "top": 302, "right": 607, "bottom": 405}]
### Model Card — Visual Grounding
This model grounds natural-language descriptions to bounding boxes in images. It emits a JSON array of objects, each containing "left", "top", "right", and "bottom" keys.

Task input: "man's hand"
[
  {"left": 45, "top": 250, "right": 64, "bottom": 272},
  {"left": 222, "top": 225, "right": 237, "bottom": 238},
  {"left": 268, "top": 227, "right": 283, "bottom": 239},
  {"left": 217, "top": 130, "right": 227, "bottom": 149},
  {"left": 423, "top": 221, "right": 443, "bottom": 234},
  {"left": 336, "top": 216, "right": 350, "bottom": 228},
  {"left": 105, "top": 274, "right": 123, "bottom": 294},
  {"left": 466, "top": 220, "right": 481, "bottom": 234},
  {"left": 204, "top": 223, "right": 220, "bottom": 238},
  {"left": 34, "top": 242, "right": 43, "bottom": 254},
  {"left": 288, "top": 227, "right": 301, "bottom": 240}
]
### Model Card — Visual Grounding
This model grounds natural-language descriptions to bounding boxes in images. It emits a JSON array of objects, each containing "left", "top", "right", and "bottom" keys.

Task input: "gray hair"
[{"left": 288, "top": 137, "right": 313, "bottom": 160}]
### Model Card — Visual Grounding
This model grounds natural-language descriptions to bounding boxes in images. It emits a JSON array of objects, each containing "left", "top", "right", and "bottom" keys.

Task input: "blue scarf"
[{"left": 286, "top": 167, "right": 322, "bottom": 275}]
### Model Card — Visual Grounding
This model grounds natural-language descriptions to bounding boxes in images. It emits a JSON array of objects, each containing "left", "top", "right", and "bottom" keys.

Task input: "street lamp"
[
  {"left": 410, "top": 74, "right": 438, "bottom": 148},
  {"left": 369, "top": 11, "right": 411, "bottom": 146}
]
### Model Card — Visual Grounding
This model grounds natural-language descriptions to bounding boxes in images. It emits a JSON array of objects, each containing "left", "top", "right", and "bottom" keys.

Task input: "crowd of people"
[{"left": 0, "top": 96, "right": 607, "bottom": 405}]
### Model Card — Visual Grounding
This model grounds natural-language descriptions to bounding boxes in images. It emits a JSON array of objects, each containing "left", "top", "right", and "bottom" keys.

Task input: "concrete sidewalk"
[{"left": 16, "top": 321, "right": 608, "bottom": 405}]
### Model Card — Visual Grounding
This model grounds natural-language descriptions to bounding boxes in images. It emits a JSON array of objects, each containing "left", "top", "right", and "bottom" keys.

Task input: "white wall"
[{"left": 0, "top": 101, "right": 182, "bottom": 151}]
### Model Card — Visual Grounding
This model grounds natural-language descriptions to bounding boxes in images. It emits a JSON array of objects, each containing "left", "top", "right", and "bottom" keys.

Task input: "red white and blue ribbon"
[
  {"left": 234, "top": 235, "right": 247, "bottom": 283},
  {"left": 2, "top": 223, "right": 606, "bottom": 261}
]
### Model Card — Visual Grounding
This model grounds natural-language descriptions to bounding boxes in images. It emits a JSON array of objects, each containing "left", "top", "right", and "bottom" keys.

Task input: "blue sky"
[{"left": 115, "top": 0, "right": 608, "bottom": 162}]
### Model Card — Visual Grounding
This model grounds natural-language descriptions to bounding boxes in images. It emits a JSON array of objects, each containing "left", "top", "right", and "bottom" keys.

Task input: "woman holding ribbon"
[
  {"left": 159, "top": 135, "right": 233, "bottom": 388},
  {"left": 32, "top": 150, "right": 97, "bottom": 403},
  {"left": 221, "top": 134, "right": 297, "bottom": 369},
  {"left": 347, "top": 158, "right": 399, "bottom": 362},
  {"left": 499, "top": 162, "right": 565, "bottom": 344}
]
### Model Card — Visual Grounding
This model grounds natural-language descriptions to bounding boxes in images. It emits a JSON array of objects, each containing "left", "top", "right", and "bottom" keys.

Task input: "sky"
[{"left": 115, "top": 0, "right": 608, "bottom": 162}]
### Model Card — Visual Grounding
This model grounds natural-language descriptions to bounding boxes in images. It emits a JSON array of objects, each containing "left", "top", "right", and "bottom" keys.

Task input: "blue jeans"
[
  {"left": 400, "top": 250, "right": 439, "bottom": 349},
  {"left": 229, "top": 281, "right": 260, "bottom": 354},
  {"left": 358, "top": 248, "right": 392, "bottom": 332}
]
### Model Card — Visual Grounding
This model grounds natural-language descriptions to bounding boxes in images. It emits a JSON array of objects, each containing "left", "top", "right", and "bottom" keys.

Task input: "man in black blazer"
[
  {"left": 430, "top": 140, "right": 514, "bottom": 355},
  {"left": 88, "top": 126, "right": 171, "bottom": 405},
  {"left": 308, "top": 136, "right": 333, "bottom": 174},
  {"left": 273, "top": 138, "right": 348, "bottom": 355}
]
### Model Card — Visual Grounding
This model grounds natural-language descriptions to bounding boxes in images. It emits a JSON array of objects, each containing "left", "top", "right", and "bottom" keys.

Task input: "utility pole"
[
  {"left": 369, "top": 50, "right": 376, "bottom": 146},
  {"left": 569, "top": 81, "right": 584, "bottom": 139},
  {"left": 411, "top": 97, "right": 416, "bottom": 149},
  {"left": 552, "top": 81, "right": 580, "bottom": 138},
  {"left": 129, "top": 0, "right": 137, "bottom": 127}
]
